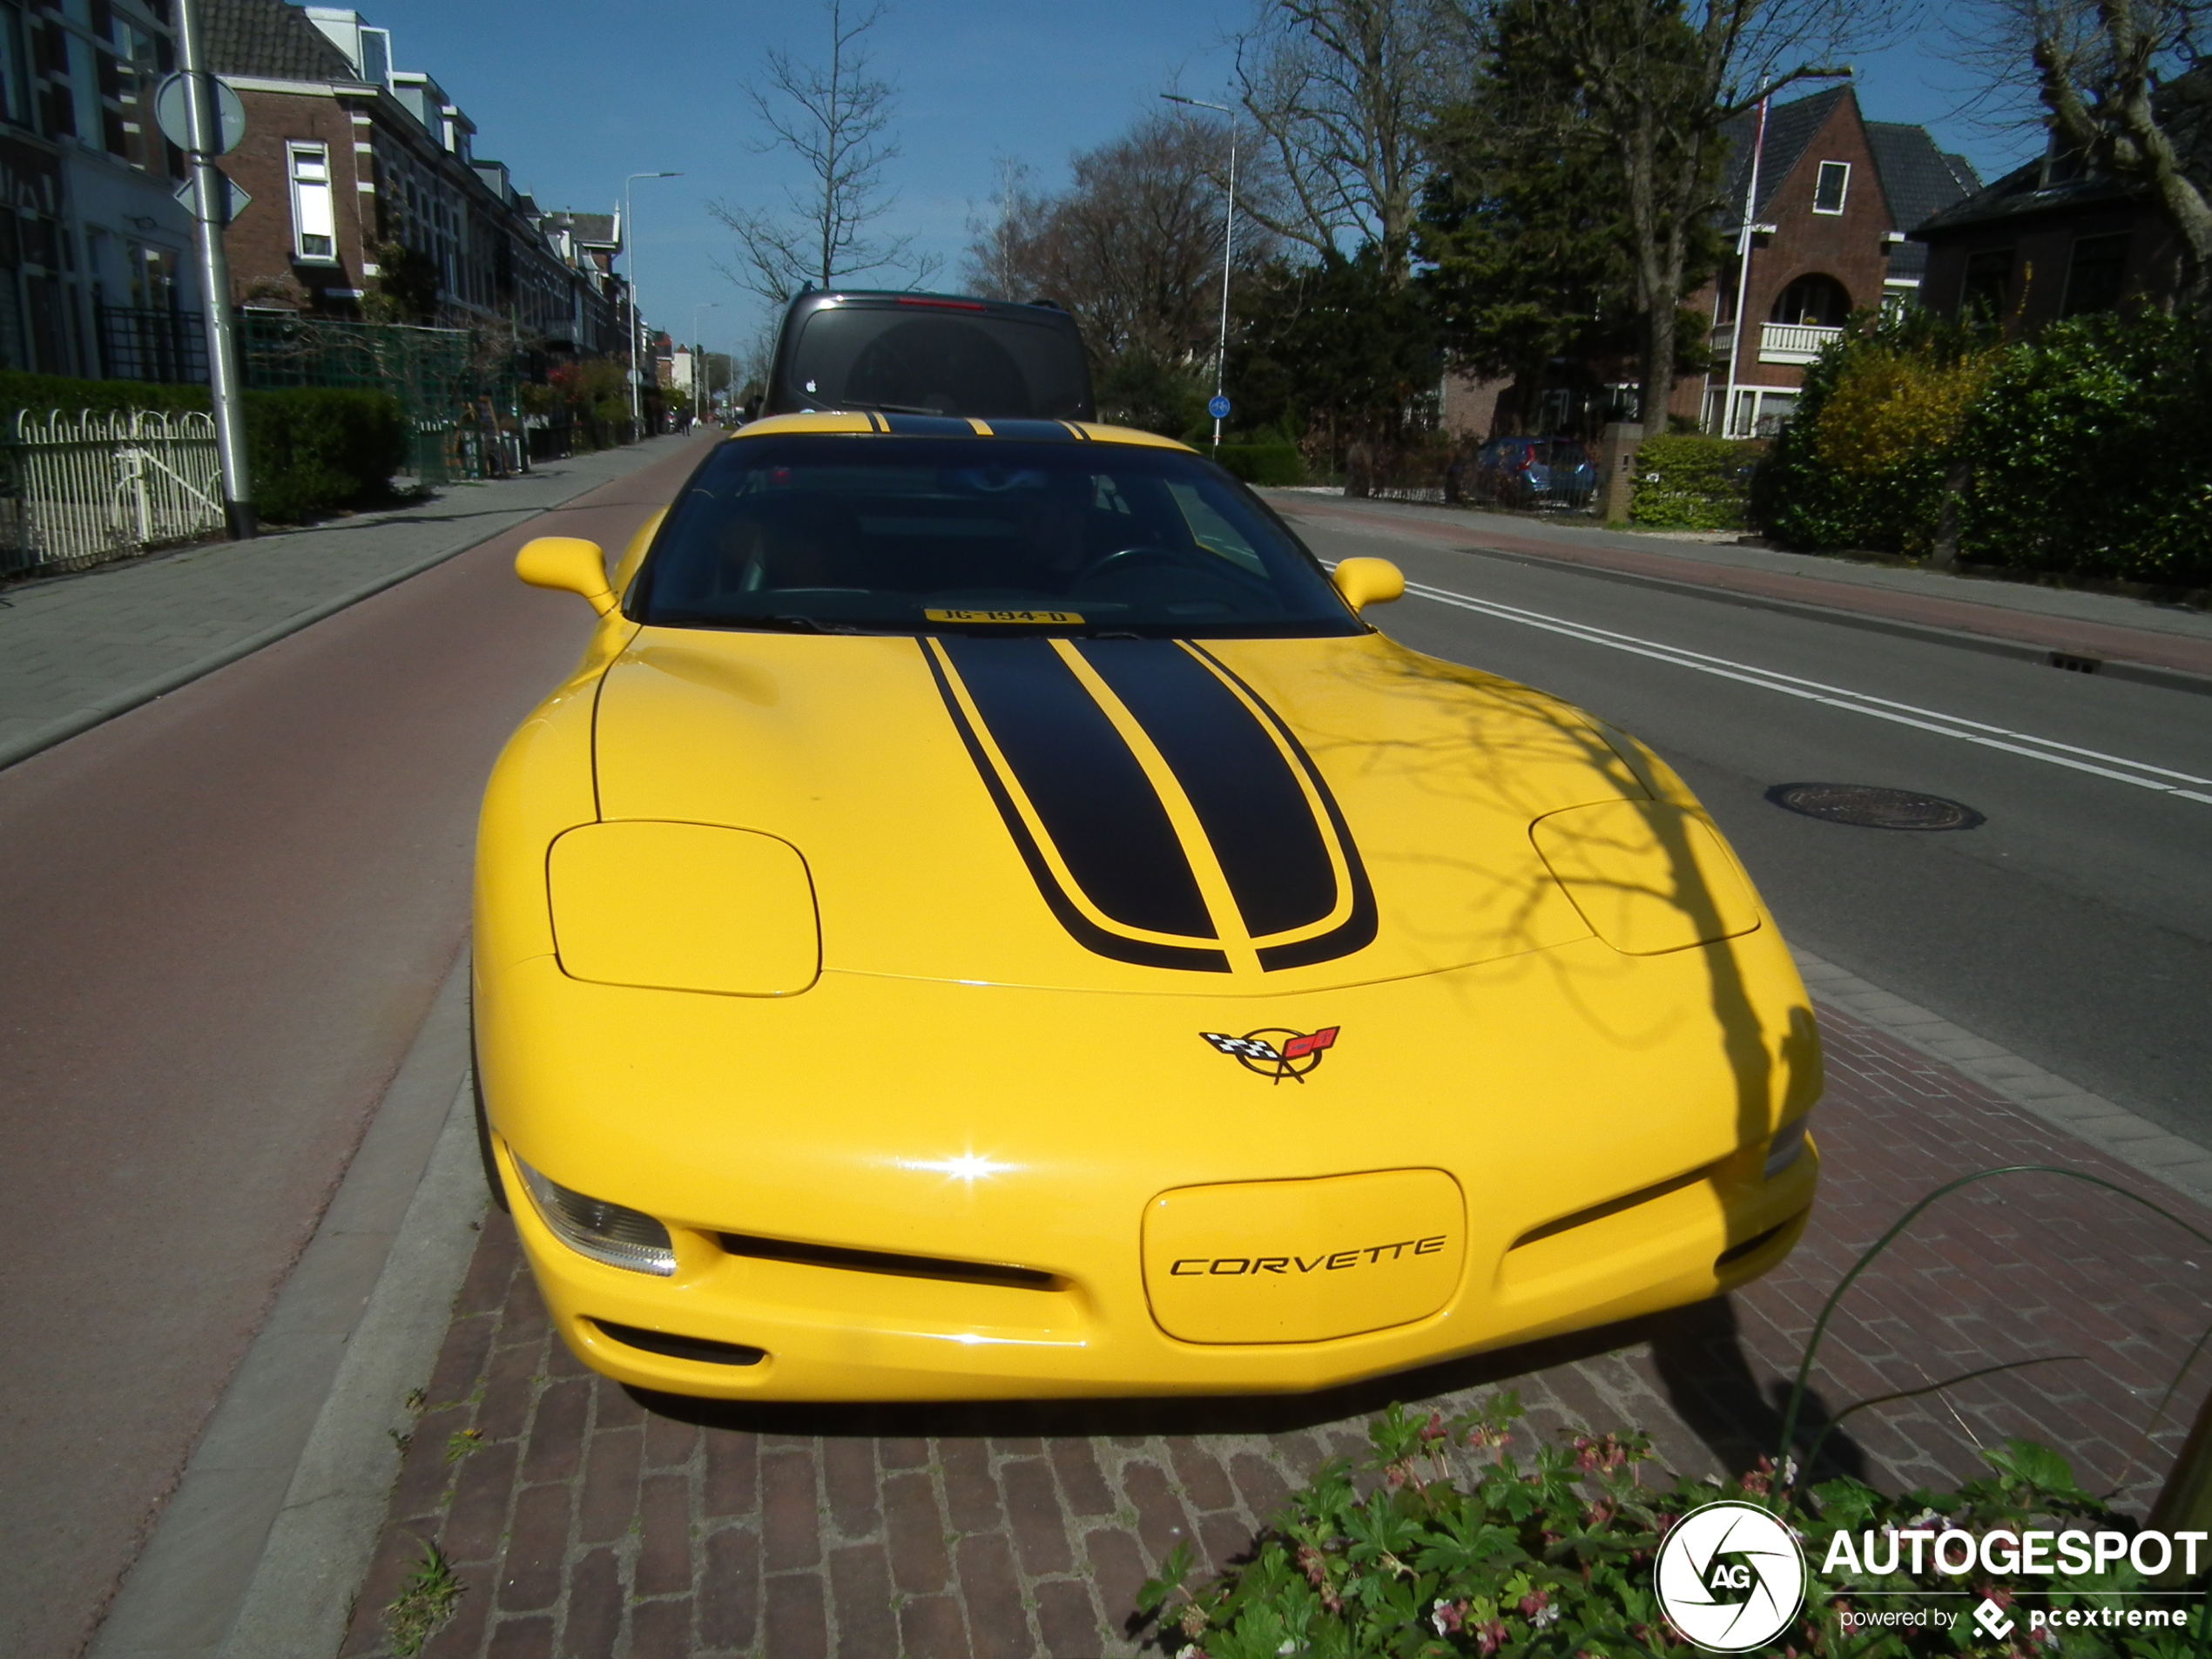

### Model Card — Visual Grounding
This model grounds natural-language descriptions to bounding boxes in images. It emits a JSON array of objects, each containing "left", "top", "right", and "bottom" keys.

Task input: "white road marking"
[{"left": 1386, "top": 575, "right": 2212, "bottom": 807}]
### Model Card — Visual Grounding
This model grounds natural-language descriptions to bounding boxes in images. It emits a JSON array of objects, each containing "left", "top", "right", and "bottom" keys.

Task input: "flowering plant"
[{"left": 1136, "top": 1393, "right": 2202, "bottom": 1658}]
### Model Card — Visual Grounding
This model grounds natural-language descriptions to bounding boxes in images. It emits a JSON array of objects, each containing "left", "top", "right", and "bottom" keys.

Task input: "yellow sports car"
[{"left": 474, "top": 414, "right": 1822, "bottom": 1400}]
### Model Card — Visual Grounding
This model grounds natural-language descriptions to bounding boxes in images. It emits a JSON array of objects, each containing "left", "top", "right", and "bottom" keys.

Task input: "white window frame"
[
  {"left": 1812, "top": 160, "right": 1851, "bottom": 215},
  {"left": 287, "top": 141, "right": 339, "bottom": 264}
]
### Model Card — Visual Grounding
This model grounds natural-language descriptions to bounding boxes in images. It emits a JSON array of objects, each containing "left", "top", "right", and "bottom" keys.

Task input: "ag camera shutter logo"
[{"left": 1655, "top": 1500, "right": 1808, "bottom": 1652}]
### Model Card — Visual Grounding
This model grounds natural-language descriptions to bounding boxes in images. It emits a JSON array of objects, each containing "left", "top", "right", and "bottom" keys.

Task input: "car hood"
[{"left": 591, "top": 629, "right": 1646, "bottom": 995}]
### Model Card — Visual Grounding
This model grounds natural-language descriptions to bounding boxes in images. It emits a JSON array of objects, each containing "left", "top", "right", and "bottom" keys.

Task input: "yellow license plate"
[{"left": 923, "top": 609, "right": 1085, "bottom": 626}]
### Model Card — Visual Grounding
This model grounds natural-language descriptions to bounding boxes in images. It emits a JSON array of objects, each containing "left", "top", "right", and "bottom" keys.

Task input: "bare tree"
[
  {"left": 1231, "top": 0, "right": 1473, "bottom": 273},
  {"left": 2013, "top": 0, "right": 2212, "bottom": 303},
  {"left": 709, "top": 0, "right": 939, "bottom": 307},
  {"left": 964, "top": 113, "right": 1278, "bottom": 363},
  {"left": 961, "top": 157, "right": 1042, "bottom": 300}
]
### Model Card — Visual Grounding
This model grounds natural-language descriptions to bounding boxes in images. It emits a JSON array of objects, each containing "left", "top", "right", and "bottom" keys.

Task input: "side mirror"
[
  {"left": 1332, "top": 556, "right": 1405, "bottom": 615},
  {"left": 516, "top": 536, "right": 613, "bottom": 616}
]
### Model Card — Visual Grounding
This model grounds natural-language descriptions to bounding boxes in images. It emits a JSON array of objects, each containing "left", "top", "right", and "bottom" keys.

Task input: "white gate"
[{"left": 6, "top": 408, "right": 226, "bottom": 573}]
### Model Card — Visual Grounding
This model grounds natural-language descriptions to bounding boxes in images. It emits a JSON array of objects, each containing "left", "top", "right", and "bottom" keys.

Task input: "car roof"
[{"left": 730, "top": 412, "right": 1194, "bottom": 452}]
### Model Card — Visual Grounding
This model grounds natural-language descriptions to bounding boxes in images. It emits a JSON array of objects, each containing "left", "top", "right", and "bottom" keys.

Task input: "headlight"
[
  {"left": 1531, "top": 799, "right": 1761, "bottom": 955},
  {"left": 547, "top": 820, "right": 819, "bottom": 996},
  {"left": 1763, "top": 1116, "right": 1811, "bottom": 1181},
  {"left": 513, "top": 1156, "right": 676, "bottom": 1276}
]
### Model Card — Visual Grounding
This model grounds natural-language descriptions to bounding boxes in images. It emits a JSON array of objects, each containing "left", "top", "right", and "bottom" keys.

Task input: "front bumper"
[{"left": 479, "top": 929, "right": 1823, "bottom": 1401}]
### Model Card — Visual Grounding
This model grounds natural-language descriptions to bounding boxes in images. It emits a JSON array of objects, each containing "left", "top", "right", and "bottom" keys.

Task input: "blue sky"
[{"left": 350, "top": 0, "right": 2040, "bottom": 355}]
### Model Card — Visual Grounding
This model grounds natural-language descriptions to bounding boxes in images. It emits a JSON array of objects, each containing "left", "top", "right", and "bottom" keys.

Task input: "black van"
[{"left": 761, "top": 291, "right": 1094, "bottom": 423}]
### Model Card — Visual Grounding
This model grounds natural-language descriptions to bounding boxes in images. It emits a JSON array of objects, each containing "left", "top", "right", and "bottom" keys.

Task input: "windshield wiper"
[{"left": 650, "top": 611, "right": 866, "bottom": 634}]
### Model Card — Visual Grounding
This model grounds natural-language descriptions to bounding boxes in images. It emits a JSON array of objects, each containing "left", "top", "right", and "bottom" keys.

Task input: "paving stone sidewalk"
[
  {"left": 335, "top": 1006, "right": 2212, "bottom": 1659},
  {"left": 0, "top": 434, "right": 705, "bottom": 766}
]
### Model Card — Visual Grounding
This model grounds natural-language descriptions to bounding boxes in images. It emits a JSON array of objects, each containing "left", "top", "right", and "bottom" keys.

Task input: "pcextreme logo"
[
  {"left": 1654, "top": 1501, "right": 1807, "bottom": 1653},
  {"left": 1199, "top": 1026, "right": 1339, "bottom": 1082}
]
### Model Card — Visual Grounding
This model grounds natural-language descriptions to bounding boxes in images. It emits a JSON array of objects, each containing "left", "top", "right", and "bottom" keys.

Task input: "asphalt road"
[
  {"left": 1282, "top": 501, "right": 2212, "bottom": 1142},
  {"left": 0, "top": 438, "right": 712, "bottom": 1659}
]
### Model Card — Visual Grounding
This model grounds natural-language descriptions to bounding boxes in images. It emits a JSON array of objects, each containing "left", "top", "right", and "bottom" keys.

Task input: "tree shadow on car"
[{"left": 630, "top": 1291, "right": 1865, "bottom": 1485}]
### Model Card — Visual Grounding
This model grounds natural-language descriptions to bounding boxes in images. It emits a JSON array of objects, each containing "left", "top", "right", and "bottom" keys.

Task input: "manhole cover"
[{"left": 1764, "top": 782, "right": 1985, "bottom": 831}]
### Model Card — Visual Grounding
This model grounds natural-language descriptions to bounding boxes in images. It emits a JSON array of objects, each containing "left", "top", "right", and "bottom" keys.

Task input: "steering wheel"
[{"left": 1076, "top": 543, "right": 1184, "bottom": 581}]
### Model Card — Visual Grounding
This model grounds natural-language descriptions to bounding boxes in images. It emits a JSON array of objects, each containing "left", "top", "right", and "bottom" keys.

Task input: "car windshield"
[
  {"left": 786, "top": 306, "right": 1089, "bottom": 419},
  {"left": 631, "top": 436, "right": 1360, "bottom": 638},
  {"left": 1533, "top": 441, "right": 1589, "bottom": 469}
]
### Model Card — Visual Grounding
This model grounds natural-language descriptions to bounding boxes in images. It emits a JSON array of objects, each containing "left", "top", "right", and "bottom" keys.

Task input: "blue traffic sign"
[{"left": 1207, "top": 395, "right": 1231, "bottom": 421}]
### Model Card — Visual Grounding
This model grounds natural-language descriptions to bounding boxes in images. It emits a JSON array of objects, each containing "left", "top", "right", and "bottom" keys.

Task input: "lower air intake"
[{"left": 591, "top": 1318, "right": 766, "bottom": 1367}]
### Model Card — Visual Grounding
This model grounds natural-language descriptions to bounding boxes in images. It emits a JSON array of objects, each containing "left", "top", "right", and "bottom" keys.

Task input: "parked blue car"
[{"left": 1468, "top": 437, "right": 1596, "bottom": 509}]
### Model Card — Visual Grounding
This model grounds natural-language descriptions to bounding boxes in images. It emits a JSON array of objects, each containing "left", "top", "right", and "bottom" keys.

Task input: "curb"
[
  {"left": 85, "top": 956, "right": 486, "bottom": 1659},
  {"left": 1793, "top": 946, "right": 2212, "bottom": 1211},
  {"left": 0, "top": 441, "right": 686, "bottom": 777}
]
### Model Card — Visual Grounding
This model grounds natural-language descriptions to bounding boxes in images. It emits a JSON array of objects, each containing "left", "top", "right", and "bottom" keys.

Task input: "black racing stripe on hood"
[
  {"left": 1183, "top": 644, "right": 1379, "bottom": 969},
  {"left": 926, "top": 638, "right": 1227, "bottom": 971},
  {"left": 1074, "top": 639, "right": 1337, "bottom": 938}
]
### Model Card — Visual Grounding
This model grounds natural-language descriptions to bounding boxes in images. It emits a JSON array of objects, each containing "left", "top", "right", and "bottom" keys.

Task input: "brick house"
[
  {"left": 1440, "top": 86, "right": 1979, "bottom": 443},
  {"left": 1911, "top": 148, "right": 2185, "bottom": 331},
  {"left": 201, "top": 0, "right": 623, "bottom": 355},
  {"left": 1688, "top": 85, "right": 1980, "bottom": 435},
  {"left": 0, "top": 0, "right": 207, "bottom": 378}
]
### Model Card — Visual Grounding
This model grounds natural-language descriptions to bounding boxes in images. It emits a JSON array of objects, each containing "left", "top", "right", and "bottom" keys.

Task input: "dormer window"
[{"left": 1813, "top": 161, "right": 1850, "bottom": 214}]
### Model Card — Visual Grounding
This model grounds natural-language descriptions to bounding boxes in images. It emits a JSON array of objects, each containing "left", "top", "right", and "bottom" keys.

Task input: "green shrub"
[
  {"left": 1213, "top": 442, "right": 1307, "bottom": 487},
  {"left": 239, "top": 388, "right": 408, "bottom": 522},
  {"left": 1752, "top": 310, "right": 1997, "bottom": 557},
  {"left": 1629, "top": 434, "right": 1760, "bottom": 529},
  {"left": 1956, "top": 312, "right": 2212, "bottom": 587},
  {"left": 0, "top": 374, "right": 408, "bottom": 523},
  {"left": 0, "top": 370, "right": 206, "bottom": 419},
  {"left": 1140, "top": 1393, "right": 2197, "bottom": 1658}
]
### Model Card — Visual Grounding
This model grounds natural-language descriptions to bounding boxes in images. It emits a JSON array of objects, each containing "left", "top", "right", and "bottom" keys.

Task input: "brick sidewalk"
[
  {"left": 337, "top": 1007, "right": 2212, "bottom": 1658},
  {"left": 0, "top": 434, "right": 706, "bottom": 767}
]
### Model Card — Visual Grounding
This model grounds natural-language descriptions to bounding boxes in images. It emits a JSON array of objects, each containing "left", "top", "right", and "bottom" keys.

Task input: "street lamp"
[
  {"left": 691, "top": 300, "right": 719, "bottom": 425},
  {"left": 624, "top": 170, "right": 682, "bottom": 437},
  {"left": 1162, "top": 92, "right": 1237, "bottom": 455}
]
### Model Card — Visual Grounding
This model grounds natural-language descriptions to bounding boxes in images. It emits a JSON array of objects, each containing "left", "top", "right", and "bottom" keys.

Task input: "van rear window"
[{"left": 784, "top": 306, "right": 1090, "bottom": 421}]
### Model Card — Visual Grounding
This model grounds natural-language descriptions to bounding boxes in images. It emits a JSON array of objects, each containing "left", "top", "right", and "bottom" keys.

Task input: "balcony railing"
[{"left": 1757, "top": 322, "right": 1844, "bottom": 364}]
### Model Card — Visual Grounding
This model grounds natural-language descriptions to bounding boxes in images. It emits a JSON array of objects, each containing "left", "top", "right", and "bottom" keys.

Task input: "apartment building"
[
  {"left": 0, "top": 0, "right": 206, "bottom": 376},
  {"left": 202, "top": 0, "right": 624, "bottom": 354}
]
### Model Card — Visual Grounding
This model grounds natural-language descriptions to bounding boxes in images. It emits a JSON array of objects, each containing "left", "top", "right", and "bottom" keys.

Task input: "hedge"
[
  {"left": 1753, "top": 308, "right": 2212, "bottom": 588},
  {"left": 0, "top": 372, "right": 408, "bottom": 523},
  {"left": 1957, "top": 313, "right": 2212, "bottom": 587},
  {"left": 1629, "top": 434, "right": 1761, "bottom": 529},
  {"left": 1751, "top": 309, "right": 1994, "bottom": 559},
  {"left": 1213, "top": 442, "right": 1308, "bottom": 487}
]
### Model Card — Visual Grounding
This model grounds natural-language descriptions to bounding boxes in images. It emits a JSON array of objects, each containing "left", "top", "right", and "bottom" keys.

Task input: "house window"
[
  {"left": 1770, "top": 273, "right": 1851, "bottom": 327},
  {"left": 1962, "top": 247, "right": 2013, "bottom": 320},
  {"left": 288, "top": 142, "right": 338, "bottom": 261},
  {"left": 1813, "top": 160, "right": 1850, "bottom": 214},
  {"left": 2060, "top": 233, "right": 2130, "bottom": 317},
  {"left": 110, "top": 21, "right": 161, "bottom": 173}
]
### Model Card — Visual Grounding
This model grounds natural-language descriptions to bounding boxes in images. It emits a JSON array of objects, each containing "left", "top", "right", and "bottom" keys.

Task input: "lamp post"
[
  {"left": 623, "top": 170, "right": 681, "bottom": 438},
  {"left": 691, "top": 300, "right": 719, "bottom": 426},
  {"left": 174, "top": 0, "right": 253, "bottom": 536},
  {"left": 1161, "top": 93, "right": 1236, "bottom": 455}
]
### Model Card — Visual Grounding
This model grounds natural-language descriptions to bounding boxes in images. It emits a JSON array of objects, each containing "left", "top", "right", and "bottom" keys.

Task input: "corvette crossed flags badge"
[{"left": 1200, "top": 1026, "right": 1339, "bottom": 1083}]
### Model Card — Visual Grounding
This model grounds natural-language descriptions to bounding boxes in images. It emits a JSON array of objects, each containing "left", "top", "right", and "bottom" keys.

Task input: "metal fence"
[
  {"left": 0, "top": 408, "right": 225, "bottom": 575},
  {"left": 95, "top": 304, "right": 527, "bottom": 485}
]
